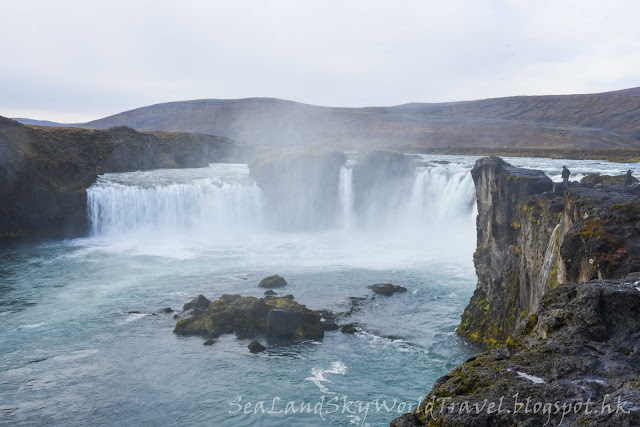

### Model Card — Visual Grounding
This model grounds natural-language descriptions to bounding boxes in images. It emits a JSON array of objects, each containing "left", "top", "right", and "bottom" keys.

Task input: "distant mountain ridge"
[
  {"left": 13, "top": 118, "right": 69, "bottom": 127},
  {"left": 15, "top": 87, "right": 640, "bottom": 152}
]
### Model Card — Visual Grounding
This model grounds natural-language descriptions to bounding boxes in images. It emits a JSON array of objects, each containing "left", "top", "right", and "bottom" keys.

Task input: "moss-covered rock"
[
  {"left": 393, "top": 281, "right": 640, "bottom": 426},
  {"left": 182, "top": 295, "right": 211, "bottom": 311},
  {"left": 173, "top": 294, "right": 324, "bottom": 340}
]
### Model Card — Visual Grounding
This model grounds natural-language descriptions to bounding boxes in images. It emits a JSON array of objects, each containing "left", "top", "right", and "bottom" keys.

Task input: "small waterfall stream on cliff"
[
  {"left": 4, "top": 154, "right": 628, "bottom": 425},
  {"left": 533, "top": 223, "right": 561, "bottom": 309},
  {"left": 539, "top": 224, "right": 560, "bottom": 289}
]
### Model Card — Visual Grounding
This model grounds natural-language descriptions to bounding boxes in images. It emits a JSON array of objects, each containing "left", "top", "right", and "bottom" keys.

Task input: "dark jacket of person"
[{"left": 561, "top": 167, "right": 571, "bottom": 179}]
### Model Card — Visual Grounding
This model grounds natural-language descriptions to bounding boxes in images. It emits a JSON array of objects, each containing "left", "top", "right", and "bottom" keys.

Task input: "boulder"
[
  {"left": 341, "top": 324, "right": 358, "bottom": 334},
  {"left": 263, "top": 290, "right": 277, "bottom": 296},
  {"left": 258, "top": 275, "right": 287, "bottom": 288},
  {"left": 162, "top": 307, "right": 173, "bottom": 313},
  {"left": 248, "top": 340, "right": 266, "bottom": 353},
  {"left": 321, "top": 319, "right": 339, "bottom": 331},
  {"left": 203, "top": 339, "right": 215, "bottom": 346},
  {"left": 182, "top": 295, "right": 211, "bottom": 311},
  {"left": 368, "top": 283, "right": 407, "bottom": 297}
]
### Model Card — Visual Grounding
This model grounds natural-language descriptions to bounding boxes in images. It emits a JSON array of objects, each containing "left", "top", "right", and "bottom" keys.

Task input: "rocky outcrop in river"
[
  {"left": 174, "top": 294, "right": 325, "bottom": 341},
  {"left": 393, "top": 157, "right": 640, "bottom": 426},
  {"left": 0, "top": 117, "right": 237, "bottom": 239}
]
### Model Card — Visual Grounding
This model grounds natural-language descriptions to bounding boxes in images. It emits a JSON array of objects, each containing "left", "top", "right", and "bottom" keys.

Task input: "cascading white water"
[
  {"left": 86, "top": 161, "right": 478, "bottom": 239},
  {"left": 87, "top": 164, "right": 264, "bottom": 237},
  {"left": 406, "top": 166, "right": 477, "bottom": 223},
  {"left": 337, "top": 165, "right": 354, "bottom": 229},
  {"left": 538, "top": 224, "right": 560, "bottom": 289}
]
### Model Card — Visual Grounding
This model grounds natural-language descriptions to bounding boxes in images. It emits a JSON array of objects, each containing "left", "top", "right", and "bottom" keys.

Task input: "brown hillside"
[{"left": 79, "top": 89, "right": 640, "bottom": 153}]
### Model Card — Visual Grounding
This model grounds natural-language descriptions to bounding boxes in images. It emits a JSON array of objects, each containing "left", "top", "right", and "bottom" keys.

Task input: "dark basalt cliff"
[
  {"left": 0, "top": 117, "right": 238, "bottom": 239},
  {"left": 393, "top": 157, "right": 640, "bottom": 426},
  {"left": 458, "top": 157, "right": 558, "bottom": 347}
]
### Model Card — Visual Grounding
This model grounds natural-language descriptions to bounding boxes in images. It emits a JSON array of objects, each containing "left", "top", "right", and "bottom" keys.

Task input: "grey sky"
[{"left": 1, "top": 0, "right": 639, "bottom": 122}]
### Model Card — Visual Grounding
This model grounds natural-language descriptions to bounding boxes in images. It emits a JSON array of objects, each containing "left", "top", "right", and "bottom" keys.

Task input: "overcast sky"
[{"left": 1, "top": 0, "right": 639, "bottom": 122}]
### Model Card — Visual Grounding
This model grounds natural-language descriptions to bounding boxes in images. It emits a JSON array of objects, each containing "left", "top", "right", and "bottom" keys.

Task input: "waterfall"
[
  {"left": 337, "top": 166, "right": 354, "bottom": 229},
  {"left": 537, "top": 224, "right": 560, "bottom": 298},
  {"left": 406, "top": 167, "right": 477, "bottom": 223},
  {"left": 87, "top": 165, "right": 264, "bottom": 237},
  {"left": 86, "top": 162, "right": 478, "bottom": 238}
]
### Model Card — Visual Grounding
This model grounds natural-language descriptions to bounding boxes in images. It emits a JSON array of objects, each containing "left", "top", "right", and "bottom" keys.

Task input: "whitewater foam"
[{"left": 305, "top": 361, "right": 348, "bottom": 394}]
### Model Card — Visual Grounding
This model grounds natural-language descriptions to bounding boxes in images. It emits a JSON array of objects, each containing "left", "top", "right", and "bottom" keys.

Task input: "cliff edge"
[{"left": 392, "top": 157, "right": 640, "bottom": 426}]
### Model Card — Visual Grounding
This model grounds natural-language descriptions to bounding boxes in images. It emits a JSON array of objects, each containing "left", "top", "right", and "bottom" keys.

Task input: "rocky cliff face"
[
  {"left": 393, "top": 281, "right": 640, "bottom": 426},
  {"left": 458, "top": 157, "right": 640, "bottom": 347},
  {"left": 558, "top": 185, "right": 640, "bottom": 283},
  {"left": 457, "top": 157, "right": 558, "bottom": 346},
  {"left": 392, "top": 157, "right": 640, "bottom": 426},
  {"left": 0, "top": 117, "right": 238, "bottom": 239}
]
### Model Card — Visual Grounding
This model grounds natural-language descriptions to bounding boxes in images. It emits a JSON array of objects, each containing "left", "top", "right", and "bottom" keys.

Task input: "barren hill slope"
[{"left": 77, "top": 88, "right": 640, "bottom": 153}]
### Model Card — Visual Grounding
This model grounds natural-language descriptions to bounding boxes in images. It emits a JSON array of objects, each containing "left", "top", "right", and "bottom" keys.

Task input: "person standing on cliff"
[
  {"left": 626, "top": 169, "right": 634, "bottom": 186},
  {"left": 561, "top": 166, "right": 571, "bottom": 189}
]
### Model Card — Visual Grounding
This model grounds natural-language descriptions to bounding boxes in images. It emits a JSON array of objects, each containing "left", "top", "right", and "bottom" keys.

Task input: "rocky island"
[
  {"left": 173, "top": 293, "right": 326, "bottom": 341},
  {"left": 393, "top": 157, "right": 640, "bottom": 426}
]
